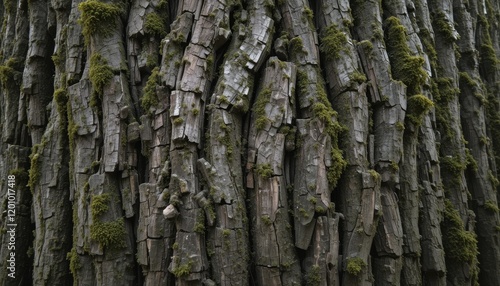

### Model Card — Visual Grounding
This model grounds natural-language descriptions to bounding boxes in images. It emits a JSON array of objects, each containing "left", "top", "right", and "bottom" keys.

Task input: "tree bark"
[{"left": 2, "top": 0, "right": 500, "bottom": 285}]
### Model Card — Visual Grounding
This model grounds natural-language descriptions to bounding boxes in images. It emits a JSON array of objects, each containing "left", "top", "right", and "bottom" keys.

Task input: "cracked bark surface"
[{"left": 1, "top": 0, "right": 500, "bottom": 285}]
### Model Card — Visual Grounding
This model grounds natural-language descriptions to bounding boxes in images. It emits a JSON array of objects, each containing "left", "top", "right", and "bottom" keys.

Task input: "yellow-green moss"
[
  {"left": 419, "top": 29, "right": 437, "bottom": 67},
  {"left": 261, "top": 215, "right": 272, "bottom": 226},
  {"left": 89, "top": 53, "right": 113, "bottom": 96},
  {"left": 385, "top": 17, "right": 427, "bottom": 95},
  {"left": 396, "top": 121, "right": 405, "bottom": 131},
  {"left": 78, "top": 0, "right": 122, "bottom": 43},
  {"left": 90, "top": 218, "right": 126, "bottom": 248},
  {"left": 368, "top": 169, "right": 380, "bottom": 180},
  {"left": 54, "top": 88, "right": 69, "bottom": 123},
  {"left": 67, "top": 247, "right": 80, "bottom": 276},
  {"left": 320, "top": 24, "right": 348, "bottom": 60},
  {"left": 91, "top": 193, "right": 110, "bottom": 217},
  {"left": 289, "top": 37, "right": 306, "bottom": 58},
  {"left": 433, "top": 12, "right": 456, "bottom": 42},
  {"left": 442, "top": 199, "right": 478, "bottom": 263},
  {"left": 28, "top": 145, "right": 42, "bottom": 192},
  {"left": 0, "top": 57, "right": 22, "bottom": 87},
  {"left": 390, "top": 161, "right": 399, "bottom": 171},
  {"left": 171, "top": 259, "right": 193, "bottom": 277},
  {"left": 305, "top": 264, "right": 321, "bottom": 285},
  {"left": 431, "top": 77, "right": 460, "bottom": 142},
  {"left": 141, "top": 67, "right": 160, "bottom": 114},
  {"left": 4, "top": 0, "right": 14, "bottom": 13},
  {"left": 255, "top": 163, "right": 273, "bottom": 179},
  {"left": 440, "top": 155, "right": 467, "bottom": 177},
  {"left": 346, "top": 257, "right": 366, "bottom": 276},
  {"left": 349, "top": 71, "right": 367, "bottom": 84},
  {"left": 194, "top": 212, "right": 205, "bottom": 233},
  {"left": 406, "top": 94, "right": 434, "bottom": 126},
  {"left": 173, "top": 117, "right": 184, "bottom": 125},
  {"left": 253, "top": 87, "right": 272, "bottom": 131},
  {"left": 144, "top": 12, "right": 166, "bottom": 37},
  {"left": 485, "top": 200, "right": 500, "bottom": 213},
  {"left": 215, "top": 120, "right": 235, "bottom": 160},
  {"left": 296, "top": 69, "right": 347, "bottom": 188}
]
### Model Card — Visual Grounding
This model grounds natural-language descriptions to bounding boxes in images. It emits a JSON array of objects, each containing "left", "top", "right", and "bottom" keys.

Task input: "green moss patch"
[
  {"left": 89, "top": 53, "right": 114, "bottom": 97},
  {"left": 90, "top": 218, "right": 126, "bottom": 248},
  {"left": 0, "top": 57, "right": 23, "bottom": 87},
  {"left": 406, "top": 94, "right": 434, "bottom": 126},
  {"left": 320, "top": 24, "right": 348, "bottom": 60},
  {"left": 432, "top": 12, "right": 456, "bottom": 42},
  {"left": 28, "top": 144, "right": 44, "bottom": 192},
  {"left": 67, "top": 247, "right": 80, "bottom": 276},
  {"left": 78, "top": 0, "right": 122, "bottom": 43},
  {"left": 255, "top": 164, "right": 273, "bottom": 179},
  {"left": 145, "top": 12, "right": 167, "bottom": 37},
  {"left": 91, "top": 193, "right": 110, "bottom": 217},
  {"left": 485, "top": 200, "right": 500, "bottom": 213},
  {"left": 346, "top": 257, "right": 366, "bottom": 276},
  {"left": 141, "top": 67, "right": 160, "bottom": 114},
  {"left": 305, "top": 264, "right": 321, "bottom": 285},
  {"left": 171, "top": 258, "right": 193, "bottom": 277},
  {"left": 54, "top": 88, "right": 69, "bottom": 121},
  {"left": 442, "top": 199, "right": 478, "bottom": 263},
  {"left": 385, "top": 17, "right": 427, "bottom": 95},
  {"left": 253, "top": 87, "right": 272, "bottom": 131}
]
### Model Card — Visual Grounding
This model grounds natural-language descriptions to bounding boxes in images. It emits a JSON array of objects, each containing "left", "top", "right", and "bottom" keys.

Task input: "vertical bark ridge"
[
  {"left": 427, "top": 1, "right": 480, "bottom": 285},
  {"left": 247, "top": 58, "right": 300, "bottom": 285},
  {"left": 279, "top": 0, "right": 346, "bottom": 284},
  {"left": 351, "top": 1, "right": 406, "bottom": 284},
  {"left": 0, "top": 0, "right": 32, "bottom": 285},
  {"left": 459, "top": 0, "right": 500, "bottom": 284},
  {"left": 412, "top": 2, "right": 447, "bottom": 285},
  {"left": 382, "top": 1, "right": 433, "bottom": 284},
  {"left": 316, "top": 0, "right": 380, "bottom": 284}
]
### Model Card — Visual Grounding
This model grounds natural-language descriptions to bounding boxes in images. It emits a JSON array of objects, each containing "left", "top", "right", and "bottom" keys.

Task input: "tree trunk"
[{"left": 1, "top": 0, "right": 500, "bottom": 285}]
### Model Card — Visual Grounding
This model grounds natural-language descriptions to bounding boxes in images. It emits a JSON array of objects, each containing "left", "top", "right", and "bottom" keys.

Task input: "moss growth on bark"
[
  {"left": 78, "top": 0, "right": 122, "bottom": 43},
  {"left": 406, "top": 94, "right": 434, "bottom": 126},
  {"left": 91, "top": 193, "right": 111, "bottom": 217},
  {"left": 90, "top": 218, "right": 126, "bottom": 249},
  {"left": 144, "top": 13, "right": 167, "bottom": 37},
  {"left": 442, "top": 199, "right": 478, "bottom": 263},
  {"left": 485, "top": 200, "right": 500, "bottom": 213},
  {"left": 0, "top": 57, "right": 22, "bottom": 87},
  {"left": 141, "top": 67, "right": 160, "bottom": 114},
  {"left": 28, "top": 143, "right": 45, "bottom": 192},
  {"left": 253, "top": 87, "right": 272, "bottom": 131},
  {"left": 433, "top": 12, "right": 456, "bottom": 42},
  {"left": 385, "top": 17, "right": 427, "bottom": 95},
  {"left": 320, "top": 24, "right": 348, "bottom": 60},
  {"left": 346, "top": 257, "right": 366, "bottom": 276},
  {"left": 67, "top": 247, "right": 80, "bottom": 277},
  {"left": 305, "top": 264, "right": 321, "bottom": 285},
  {"left": 89, "top": 53, "right": 113, "bottom": 97},
  {"left": 255, "top": 164, "right": 273, "bottom": 179},
  {"left": 171, "top": 258, "right": 193, "bottom": 277},
  {"left": 54, "top": 88, "right": 69, "bottom": 122},
  {"left": 296, "top": 70, "right": 347, "bottom": 189}
]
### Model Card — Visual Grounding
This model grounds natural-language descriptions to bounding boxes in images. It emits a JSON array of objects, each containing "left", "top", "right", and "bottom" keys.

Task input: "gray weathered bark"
[{"left": 2, "top": 0, "right": 500, "bottom": 285}]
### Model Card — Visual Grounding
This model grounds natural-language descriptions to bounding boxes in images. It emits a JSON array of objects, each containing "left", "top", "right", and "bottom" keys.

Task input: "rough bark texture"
[{"left": 1, "top": 0, "right": 500, "bottom": 285}]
